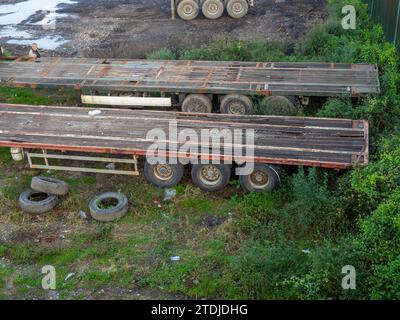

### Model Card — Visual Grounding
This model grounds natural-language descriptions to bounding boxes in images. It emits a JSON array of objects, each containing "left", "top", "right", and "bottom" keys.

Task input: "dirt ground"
[{"left": 2, "top": 0, "right": 327, "bottom": 58}]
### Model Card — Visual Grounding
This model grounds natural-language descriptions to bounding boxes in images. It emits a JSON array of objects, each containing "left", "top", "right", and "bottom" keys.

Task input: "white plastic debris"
[
  {"left": 302, "top": 249, "right": 311, "bottom": 254},
  {"left": 79, "top": 211, "right": 87, "bottom": 219},
  {"left": 88, "top": 109, "right": 102, "bottom": 116},
  {"left": 170, "top": 256, "right": 181, "bottom": 262},
  {"left": 64, "top": 273, "right": 75, "bottom": 281},
  {"left": 163, "top": 188, "right": 177, "bottom": 201},
  {"left": 106, "top": 163, "right": 116, "bottom": 170}
]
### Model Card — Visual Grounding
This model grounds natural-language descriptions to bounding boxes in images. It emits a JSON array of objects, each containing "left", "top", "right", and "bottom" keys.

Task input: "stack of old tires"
[
  {"left": 19, "top": 177, "right": 69, "bottom": 214},
  {"left": 19, "top": 176, "right": 128, "bottom": 223}
]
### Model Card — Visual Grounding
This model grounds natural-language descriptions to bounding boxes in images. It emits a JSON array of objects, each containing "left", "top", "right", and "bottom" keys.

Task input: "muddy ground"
[{"left": 1, "top": 0, "right": 327, "bottom": 58}]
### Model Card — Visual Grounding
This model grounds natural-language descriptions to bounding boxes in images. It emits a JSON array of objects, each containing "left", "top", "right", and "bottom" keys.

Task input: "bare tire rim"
[
  {"left": 199, "top": 165, "right": 222, "bottom": 186},
  {"left": 227, "top": 100, "right": 246, "bottom": 114},
  {"left": 232, "top": 2, "right": 245, "bottom": 15},
  {"left": 183, "top": 4, "right": 195, "bottom": 16},
  {"left": 153, "top": 164, "right": 174, "bottom": 181},
  {"left": 249, "top": 170, "right": 269, "bottom": 189}
]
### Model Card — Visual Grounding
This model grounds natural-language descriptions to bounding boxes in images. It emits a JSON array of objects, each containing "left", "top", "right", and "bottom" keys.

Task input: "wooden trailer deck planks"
[
  {"left": 0, "top": 104, "right": 369, "bottom": 169},
  {"left": 0, "top": 58, "right": 380, "bottom": 97}
]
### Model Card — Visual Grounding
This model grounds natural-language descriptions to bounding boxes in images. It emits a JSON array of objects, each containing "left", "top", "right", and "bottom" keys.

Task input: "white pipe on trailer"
[{"left": 81, "top": 95, "right": 172, "bottom": 107}]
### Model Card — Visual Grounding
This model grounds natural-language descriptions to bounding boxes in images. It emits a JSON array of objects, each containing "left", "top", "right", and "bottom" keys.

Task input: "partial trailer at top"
[
  {"left": 170, "top": 0, "right": 255, "bottom": 20},
  {"left": 0, "top": 57, "right": 380, "bottom": 115}
]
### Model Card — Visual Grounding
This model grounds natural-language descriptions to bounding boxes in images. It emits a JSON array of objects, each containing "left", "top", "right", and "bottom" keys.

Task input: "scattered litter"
[
  {"left": 64, "top": 273, "right": 75, "bottom": 281},
  {"left": 88, "top": 110, "right": 102, "bottom": 116},
  {"left": 302, "top": 249, "right": 311, "bottom": 254},
  {"left": 79, "top": 210, "right": 87, "bottom": 219},
  {"left": 59, "top": 234, "right": 66, "bottom": 240},
  {"left": 106, "top": 163, "right": 115, "bottom": 170},
  {"left": 170, "top": 256, "right": 181, "bottom": 262},
  {"left": 163, "top": 188, "right": 177, "bottom": 201}
]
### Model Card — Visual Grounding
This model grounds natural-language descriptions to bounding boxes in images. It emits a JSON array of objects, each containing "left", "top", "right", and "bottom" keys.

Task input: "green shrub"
[
  {"left": 225, "top": 241, "right": 310, "bottom": 299},
  {"left": 350, "top": 135, "right": 400, "bottom": 212},
  {"left": 146, "top": 48, "right": 176, "bottom": 60},
  {"left": 317, "top": 98, "right": 356, "bottom": 119},
  {"left": 180, "top": 37, "right": 287, "bottom": 61}
]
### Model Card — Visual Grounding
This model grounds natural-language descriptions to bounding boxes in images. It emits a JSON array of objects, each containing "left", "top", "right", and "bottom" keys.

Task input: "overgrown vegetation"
[{"left": 0, "top": 0, "right": 399, "bottom": 300}]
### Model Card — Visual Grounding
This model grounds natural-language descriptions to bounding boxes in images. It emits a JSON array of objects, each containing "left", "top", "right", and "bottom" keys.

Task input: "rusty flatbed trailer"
[
  {"left": 0, "top": 57, "right": 380, "bottom": 115},
  {"left": 0, "top": 103, "right": 369, "bottom": 192}
]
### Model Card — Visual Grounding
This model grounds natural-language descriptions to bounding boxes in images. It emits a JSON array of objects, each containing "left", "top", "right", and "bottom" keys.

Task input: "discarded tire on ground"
[
  {"left": 19, "top": 189, "right": 59, "bottom": 214},
  {"left": 191, "top": 164, "right": 231, "bottom": 192},
  {"left": 31, "top": 176, "right": 69, "bottom": 196},
  {"left": 220, "top": 94, "right": 253, "bottom": 115},
  {"left": 239, "top": 164, "right": 281, "bottom": 193},
  {"left": 144, "top": 162, "right": 184, "bottom": 188},
  {"left": 89, "top": 192, "right": 128, "bottom": 222}
]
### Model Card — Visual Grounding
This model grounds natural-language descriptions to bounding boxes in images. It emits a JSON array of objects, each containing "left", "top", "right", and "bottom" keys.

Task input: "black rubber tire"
[
  {"left": 31, "top": 176, "right": 69, "bottom": 196},
  {"left": 182, "top": 94, "right": 213, "bottom": 113},
  {"left": 19, "top": 189, "right": 58, "bottom": 214},
  {"left": 89, "top": 192, "right": 128, "bottom": 222},
  {"left": 144, "top": 161, "right": 184, "bottom": 188},
  {"left": 220, "top": 95, "right": 253, "bottom": 115},
  {"left": 202, "top": 0, "right": 225, "bottom": 20},
  {"left": 239, "top": 164, "right": 281, "bottom": 193},
  {"left": 191, "top": 164, "right": 231, "bottom": 192},
  {"left": 261, "top": 96, "right": 300, "bottom": 116},
  {"left": 226, "top": 0, "right": 249, "bottom": 19},
  {"left": 177, "top": 0, "right": 200, "bottom": 20}
]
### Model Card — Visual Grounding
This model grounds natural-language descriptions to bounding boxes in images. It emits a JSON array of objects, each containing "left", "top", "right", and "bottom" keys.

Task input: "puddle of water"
[
  {"left": 0, "top": 0, "right": 77, "bottom": 50},
  {"left": 0, "top": 0, "right": 77, "bottom": 25},
  {"left": 7, "top": 35, "right": 67, "bottom": 50},
  {"left": 0, "top": 26, "right": 31, "bottom": 38}
]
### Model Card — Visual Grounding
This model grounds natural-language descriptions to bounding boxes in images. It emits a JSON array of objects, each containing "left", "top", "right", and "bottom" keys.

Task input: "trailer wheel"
[
  {"left": 19, "top": 189, "right": 58, "bottom": 214},
  {"left": 89, "top": 192, "right": 128, "bottom": 222},
  {"left": 191, "top": 164, "right": 231, "bottom": 192},
  {"left": 226, "top": 0, "right": 249, "bottom": 19},
  {"left": 177, "top": 0, "right": 200, "bottom": 20},
  {"left": 239, "top": 164, "right": 281, "bottom": 193},
  {"left": 144, "top": 162, "right": 184, "bottom": 188},
  {"left": 182, "top": 94, "right": 213, "bottom": 113},
  {"left": 261, "top": 96, "right": 300, "bottom": 115},
  {"left": 220, "top": 95, "right": 253, "bottom": 115},
  {"left": 202, "top": 0, "right": 225, "bottom": 19}
]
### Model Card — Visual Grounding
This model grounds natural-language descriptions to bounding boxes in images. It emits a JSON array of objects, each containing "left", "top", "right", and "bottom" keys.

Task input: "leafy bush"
[
  {"left": 180, "top": 37, "right": 287, "bottom": 62},
  {"left": 317, "top": 98, "right": 356, "bottom": 119},
  {"left": 146, "top": 48, "right": 176, "bottom": 60}
]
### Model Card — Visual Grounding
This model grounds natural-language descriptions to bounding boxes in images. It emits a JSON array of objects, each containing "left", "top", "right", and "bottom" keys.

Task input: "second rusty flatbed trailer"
[
  {"left": 0, "top": 57, "right": 380, "bottom": 115},
  {"left": 0, "top": 103, "right": 368, "bottom": 192}
]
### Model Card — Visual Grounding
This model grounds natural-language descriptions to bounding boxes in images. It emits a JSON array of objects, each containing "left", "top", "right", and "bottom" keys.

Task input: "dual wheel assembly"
[
  {"left": 182, "top": 94, "right": 253, "bottom": 115},
  {"left": 177, "top": 0, "right": 250, "bottom": 21},
  {"left": 144, "top": 162, "right": 280, "bottom": 193}
]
